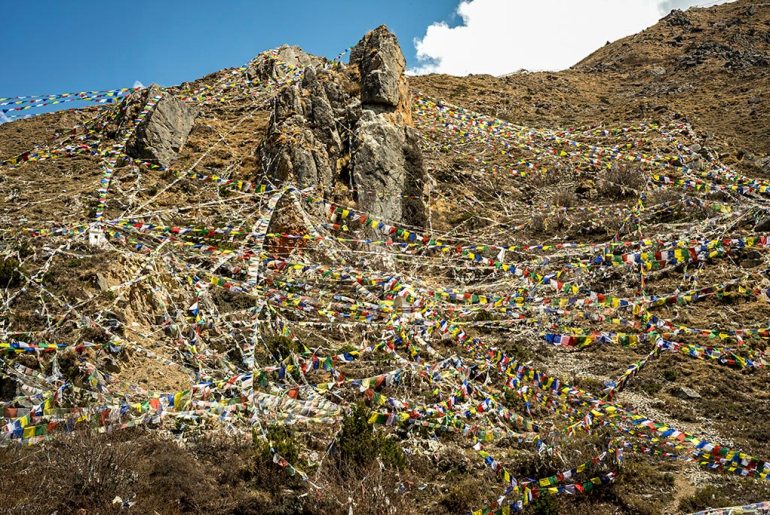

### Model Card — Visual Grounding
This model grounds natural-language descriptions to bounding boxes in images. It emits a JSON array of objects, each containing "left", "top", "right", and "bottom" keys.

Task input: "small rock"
[
  {"left": 755, "top": 216, "right": 770, "bottom": 232},
  {"left": 755, "top": 156, "right": 770, "bottom": 174},
  {"left": 669, "top": 385, "right": 701, "bottom": 400},
  {"left": 95, "top": 272, "right": 111, "bottom": 291}
]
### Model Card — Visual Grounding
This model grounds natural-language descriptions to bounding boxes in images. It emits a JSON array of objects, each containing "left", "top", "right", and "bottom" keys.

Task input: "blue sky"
[
  {"left": 1, "top": 0, "right": 730, "bottom": 109},
  {"left": 0, "top": 0, "right": 458, "bottom": 99}
]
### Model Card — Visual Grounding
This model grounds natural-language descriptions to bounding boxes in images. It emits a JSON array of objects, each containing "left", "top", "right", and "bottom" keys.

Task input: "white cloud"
[{"left": 412, "top": 0, "right": 734, "bottom": 75}]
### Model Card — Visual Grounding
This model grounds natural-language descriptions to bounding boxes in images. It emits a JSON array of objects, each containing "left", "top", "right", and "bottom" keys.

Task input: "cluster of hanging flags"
[
  {"left": 1, "top": 87, "right": 139, "bottom": 115},
  {"left": 3, "top": 42, "right": 770, "bottom": 514}
]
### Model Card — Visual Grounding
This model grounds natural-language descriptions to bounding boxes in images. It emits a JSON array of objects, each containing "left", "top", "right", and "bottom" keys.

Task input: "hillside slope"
[
  {"left": 1, "top": 2, "right": 770, "bottom": 514},
  {"left": 414, "top": 0, "right": 770, "bottom": 157}
]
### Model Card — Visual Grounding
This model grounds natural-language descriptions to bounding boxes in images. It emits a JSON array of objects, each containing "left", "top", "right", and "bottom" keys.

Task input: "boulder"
[
  {"left": 125, "top": 85, "right": 196, "bottom": 168},
  {"left": 350, "top": 26, "right": 406, "bottom": 108},
  {"left": 350, "top": 25, "right": 412, "bottom": 125},
  {"left": 756, "top": 156, "right": 770, "bottom": 174},
  {"left": 669, "top": 385, "right": 701, "bottom": 400},
  {"left": 664, "top": 9, "right": 691, "bottom": 28}
]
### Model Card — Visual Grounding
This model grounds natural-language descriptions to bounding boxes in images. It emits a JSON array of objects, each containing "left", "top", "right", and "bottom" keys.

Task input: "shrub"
[
  {"left": 440, "top": 478, "right": 488, "bottom": 513},
  {"left": 532, "top": 493, "right": 560, "bottom": 515},
  {"left": 0, "top": 430, "right": 222, "bottom": 514},
  {"left": 610, "top": 459, "right": 677, "bottom": 514},
  {"left": 259, "top": 425, "right": 300, "bottom": 465},
  {"left": 335, "top": 403, "right": 406, "bottom": 474},
  {"left": 553, "top": 190, "right": 576, "bottom": 208},
  {"left": 529, "top": 214, "right": 547, "bottom": 234},
  {"left": 447, "top": 209, "right": 475, "bottom": 226},
  {"left": 473, "top": 309, "right": 498, "bottom": 322},
  {"left": 597, "top": 165, "right": 647, "bottom": 199},
  {"left": 640, "top": 380, "right": 662, "bottom": 396},
  {"left": 262, "top": 334, "right": 300, "bottom": 359},
  {"left": 678, "top": 485, "right": 729, "bottom": 513},
  {"left": 0, "top": 257, "right": 23, "bottom": 288}
]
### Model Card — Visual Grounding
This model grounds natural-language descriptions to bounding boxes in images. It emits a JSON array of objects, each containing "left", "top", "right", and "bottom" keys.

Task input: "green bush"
[
  {"left": 258, "top": 425, "right": 300, "bottom": 465},
  {"left": 336, "top": 403, "right": 405, "bottom": 474},
  {"left": 248, "top": 425, "right": 306, "bottom": 492},
  {"left": 678, "top": 485, "right": 729, "bottom": 513},
  {"left": 0, "top": 258, "right": 23, "bottom": 288},
  {"left": 532, "top": 493, "right": 560, "bottom": 515}
]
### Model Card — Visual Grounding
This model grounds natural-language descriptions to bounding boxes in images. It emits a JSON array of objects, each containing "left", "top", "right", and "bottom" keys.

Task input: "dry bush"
[
  {"left": 597, "top": 165, "right": 647, "bottom": 199},
  {"left": 312, "top": 460, "right": 410, "bottom": 515},
  {"left": 0, "top": 429, "right": 317, "bottom": 515},
  {"left": 529, "top": 166, "right": 570, "bottom": 187},
  {"left": 1, "top": 430, "right": 158, "bottom": 514},
  {"left": 564, "top": 209, "right": 613, "bottom": 239},
  {"left": 604, "top": 459, "right": 677, "bottom": 514},
  {"left": 529, "top": 213, "right": 547, "bottom": 235},
  {"left": 678, "top": 485, "right": 729, "bottom": 514},
  {"left": 553, "top": 190, "right": 577, "bottom": 208},
  {"left": 439, "top": 477, "right": 489, "bottom": 513}
]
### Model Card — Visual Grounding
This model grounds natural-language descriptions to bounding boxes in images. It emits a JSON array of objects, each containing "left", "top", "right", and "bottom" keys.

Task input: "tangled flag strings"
[
  {"left": 2, "top": 41, "right": 770, "bottom": 514},
  {"left": 0, "top": 87, "right": 139, "bottom": 109}
]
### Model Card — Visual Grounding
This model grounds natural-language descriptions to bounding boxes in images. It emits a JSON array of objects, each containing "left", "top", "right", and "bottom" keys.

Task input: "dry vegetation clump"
[
  {"left": 0, "top": 424, "right": 414, "bottom": 515},
  {"left": 0, "top": 430, "right": 228, "bottom": 514},
  {"left": 596, "top": 165, "right": 648, "bottom": 199}
]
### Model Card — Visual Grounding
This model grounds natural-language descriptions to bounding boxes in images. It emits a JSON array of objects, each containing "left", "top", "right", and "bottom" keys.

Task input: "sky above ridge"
[
  {"left": 1, "top": 0, "right": 734, "bottom": 104},
  {"left": 413, "top": 0, "right": 735, "bottom": 75}
]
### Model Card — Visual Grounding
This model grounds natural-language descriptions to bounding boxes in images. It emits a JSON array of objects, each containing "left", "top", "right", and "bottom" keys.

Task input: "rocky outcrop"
[
  {"left": 349, "top": 26, "right": 424, "bottom": 225},
  {"left": 248, "top": 45, "right": 325, "bottom": 82},
  {"left": 260, "top": 57, "right": 360, "bottom": 198},
  {"left": 125, "top": 85, "right": 197, "bottom": 168},
  {"left": 352, "top": 111, "right": 426, "bottom": 226},
  {"left": 664, "top": 9, "right": 692, "bottom": 28},
  {"left": 258, "top": 26, "right": 426, "bottom": 227},
  {"left": 349, "top": 26, "right": 412, "bottom": 125}
]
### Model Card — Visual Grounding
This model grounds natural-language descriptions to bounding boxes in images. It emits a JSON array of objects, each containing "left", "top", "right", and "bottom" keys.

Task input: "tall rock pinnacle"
[
  {"left": 258, "top": 25, "right": 426, "bottom": 228},
  {"left": 349, "top": 25, "right": 413, "bottom": 126}
]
